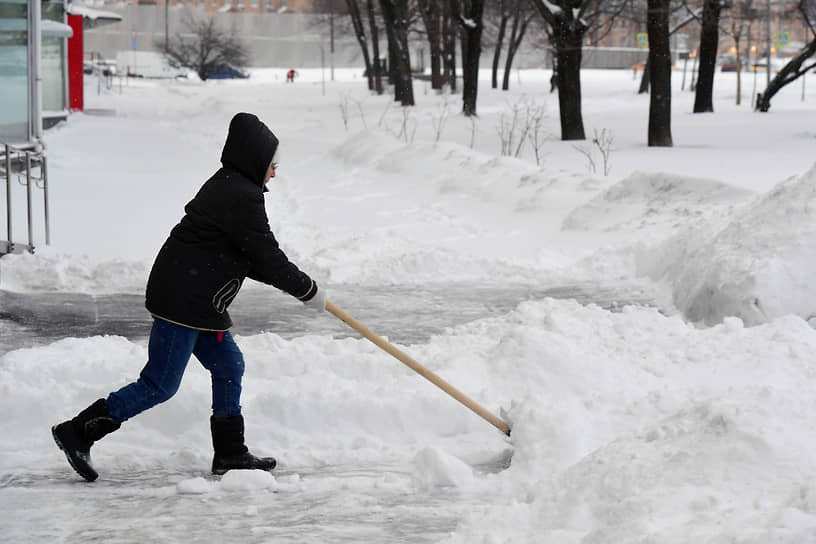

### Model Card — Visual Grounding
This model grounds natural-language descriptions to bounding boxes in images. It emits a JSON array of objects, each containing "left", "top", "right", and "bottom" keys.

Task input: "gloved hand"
[{"left": 302, "top": 285, "right": 327, "bottom": 312}]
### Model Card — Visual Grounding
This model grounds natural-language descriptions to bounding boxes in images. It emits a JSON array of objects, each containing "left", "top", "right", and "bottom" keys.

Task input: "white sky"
[{"left": 2, "top": 66, "right": 816, "bottom": 542}]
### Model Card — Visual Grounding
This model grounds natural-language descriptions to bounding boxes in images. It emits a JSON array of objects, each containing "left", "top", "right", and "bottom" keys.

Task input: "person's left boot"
[{"left": 210, "top": 415, "right": 276, "bottom": 475}]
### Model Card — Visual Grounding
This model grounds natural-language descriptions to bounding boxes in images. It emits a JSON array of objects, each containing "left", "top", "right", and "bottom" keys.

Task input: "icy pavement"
[
  {"left": 0, "top": 281, "right": 663, "bottom": 355},
  {"left": 3, "top": 443, "right": 514, "bottom": 542},
  {"left": 2, "top": 464, "right": 473, "bottom": 542}
]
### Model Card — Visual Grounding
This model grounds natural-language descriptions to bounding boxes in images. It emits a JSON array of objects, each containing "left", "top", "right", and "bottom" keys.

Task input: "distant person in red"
[{"left": 286, "top": 69, "right": 297, "bottom": 83}]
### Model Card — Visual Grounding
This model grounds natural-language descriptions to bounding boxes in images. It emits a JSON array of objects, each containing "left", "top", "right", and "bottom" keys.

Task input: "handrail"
[{"left": 1, "top": 142, "right": 50, "bottom": 255}]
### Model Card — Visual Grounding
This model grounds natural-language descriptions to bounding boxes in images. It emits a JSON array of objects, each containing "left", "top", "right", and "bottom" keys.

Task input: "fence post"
[
  {"left": 5, "top": 144, "right": 11, "bottom": 251},
  {"left": 2, "top": 144, "right": 49, "bottom": 254},
  {"left": 25, "top": 151, "right": 34, "bottom": 250},
  {"left": 41, "top": 154, "right": 50, "bottom": 245}
]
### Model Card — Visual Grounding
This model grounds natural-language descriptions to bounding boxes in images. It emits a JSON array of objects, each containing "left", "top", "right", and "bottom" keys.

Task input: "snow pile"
[
  {"left": 442, "top": 300, "right": 816, "bottom": 543},
  {"left": 412, "top": 447, "right": 476, "bottom": 490},
  {"left": 292, "top": 130, "right": 601, "bottom": 285},
  {"left": 563, "top": 170, "right": 753, "bottom": 234},
  {"left": 218, "top": 469, "right": 276, "bottom": 492},
  {"left": 659, "top": 163, "right": 816, "bottom": 325},
  {"left": 8, "top": 296, "right": 816, "bottom": 541},
  {"left": 0, "top": 247, "right": 149, "bottom": 294}
]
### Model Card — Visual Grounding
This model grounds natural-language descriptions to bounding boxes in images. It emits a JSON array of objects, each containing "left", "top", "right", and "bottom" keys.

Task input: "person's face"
[{"left": 264, "top": 161, "right": 277, "bottom": 185}]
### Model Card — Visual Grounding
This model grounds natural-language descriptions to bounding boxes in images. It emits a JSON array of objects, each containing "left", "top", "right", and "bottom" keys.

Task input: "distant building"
[
  {"left": 588, "top": 1, "right": 809, "bottom": 59},
  {"left": 84, "top": 0, "right": 343, "bottom": 15}
]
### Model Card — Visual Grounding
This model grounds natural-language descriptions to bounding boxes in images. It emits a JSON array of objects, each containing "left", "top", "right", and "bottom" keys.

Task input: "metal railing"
[{"left": 1, "top": 143, "right": 50, "bottom": 255}]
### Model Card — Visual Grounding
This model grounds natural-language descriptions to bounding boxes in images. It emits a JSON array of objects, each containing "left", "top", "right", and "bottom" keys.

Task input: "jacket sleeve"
[{"left": 225, "top": 188, "right": 317, "bottom": 301}]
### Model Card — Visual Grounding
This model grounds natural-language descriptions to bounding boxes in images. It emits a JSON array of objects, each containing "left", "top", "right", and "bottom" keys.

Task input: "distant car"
[
  {"left": 83, "top": 59, "right": 117, "bottom": 76},
  {"left": 719, "top": 54, "right": 746, "bottom": 72},
  {"left": 206, "top": 64, "right": 250, "bottom": 80},
  {"left": 117, "top": 51, "right": 190, "bottom": 79},
  {"left": 751, "top": 57, "right": 785, "bottom": 73}
]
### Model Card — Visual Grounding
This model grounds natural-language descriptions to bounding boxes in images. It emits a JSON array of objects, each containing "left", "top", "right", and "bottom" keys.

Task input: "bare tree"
[
  {"left": 756, "top": 38, "right": 816, "bottom": 111},
  {"left": 160, "top": 15, "right": 248, "bottom": 81},
  {"left": 693, "top": 0, "right": 725, "bottom": 112},
  {"left": 529, "top": 0, "right": 589, "bottom": 140},
  {"left": 380, "top": 0, "right": 415, "bottom": 105},
  {"left": 638, "top": 3, "right": 698, "bottom": 94},
  {"left": 488, "top": 0, "right": 512, "bottom": 90},
  {"left": 593, "top": 128, "right": 615, "bottom": 176},
  {"left": 367, "top": 0, "right": 385, "bottom": 93},
  {"left": 501, "top": 0, "right": 536, "bottom": 91},
  {"left": 720, "top": 0, "right": 757, "bottom": 106},
  {"left": 530, "top": 0, "right": 636, "bottom": 140},
  {"left": 442, "top": 0, "right": 459, "bottom": 91},
  {"left": 755, "top": 0, "right": 816, "bottom": 111},
  {"left": 459, "top": 0, "right": 486, "bottom": 116},
  {"left": 346, "top": 0, "right": 377, "bottom": 91},
  {"left": 648, "top": 0, "right": 673, "bottom": 146},
  {"left": 418, "top": 0, "right": 445, "bottom": 90}
]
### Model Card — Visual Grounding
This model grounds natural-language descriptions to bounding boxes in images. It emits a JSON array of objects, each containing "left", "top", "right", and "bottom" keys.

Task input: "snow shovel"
[{"left": 325, "top": 300, "right": 511, "bottom": 436}]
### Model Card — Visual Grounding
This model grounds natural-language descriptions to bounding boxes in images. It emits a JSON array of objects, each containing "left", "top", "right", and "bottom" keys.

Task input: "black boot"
[
  {"left": 52, "top": 399, "right": 121, "bottom": 482},
  {"left": 210, "top": 415, "right": 276, "bottom": 475}
]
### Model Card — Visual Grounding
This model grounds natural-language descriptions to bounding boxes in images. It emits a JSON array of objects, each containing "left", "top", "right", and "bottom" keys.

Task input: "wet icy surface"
[
  {"left": 2, "top": 466, "right": 458, "bottom": 542},
  {"left": 2, "top": 451, "right": 515, "bottom": 543},
  {"left": 0, "top": 281, "right": 660, "bottom": 355}
]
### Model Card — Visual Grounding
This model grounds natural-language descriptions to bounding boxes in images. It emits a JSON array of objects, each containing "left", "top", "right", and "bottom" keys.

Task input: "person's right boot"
[{"left": 52, "top": 398, "right": 121, "bottom": 482}]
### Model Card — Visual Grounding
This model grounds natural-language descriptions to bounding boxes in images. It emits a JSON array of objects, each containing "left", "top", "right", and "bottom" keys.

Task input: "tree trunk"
[
  {"left": 492, "top": 6, "right": 509, "bottom": 89},
  {"left": 553, "top": 26, "right": 586, "bottom": 140},
  {"left": 380, "top": 0, "right": 414, "bottom": 105},
  {"left": 366, "top": 0, "right": 383, "bottom": 94},
  {"left": 529, "top": 1, "right": 586, "bottom": 140},
  {"left": 647, "top": 0, "right": 673, "bottom": 146},
  {"left": 429, "top": 42, "right": 443, "bottom": 91},
  {"left": 639, "top": 59, "right": 650, "bottom": 94},
  {"left": 460, "top": 0, "right": 485, "bottom": 115},
  {"left": 418, "top": 0, "right": 444, "bottom": 90},
  {"left": 693, "top": 0, "right": 722, "bottom": 113},
  {"left": 442, "top": 0, "right": 458, "bottom": 92},
  {"left": 393, "top": 1, "right": 415, "bottom": 106},
  {"left": 387, "top": 30, "right": 398, "bottom": 88},
  {"left": 393, "top": 0, "right": 416, "bottom": 105},
  {"left": 345, "top": 0, "right": 374, "bottom": 91},
  {"left": 735, "top": 40, "right": 742, "bottom": 105},
  {"left": 501, "top": 3, "right": 529, "bottom": 91},
  {"left": 756, "top": 38, "right": 816, "bottom": 112}
]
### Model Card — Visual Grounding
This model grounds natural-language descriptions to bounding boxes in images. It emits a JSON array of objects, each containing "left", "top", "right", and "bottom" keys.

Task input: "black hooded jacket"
[{"left": 145, "top": 112, "right": 317, "bottom": 331}]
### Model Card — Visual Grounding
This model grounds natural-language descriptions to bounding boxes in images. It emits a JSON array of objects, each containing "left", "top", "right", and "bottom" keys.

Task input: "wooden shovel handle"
[{"left": 325, "top": 300, "right": 511, "bottom": 436}]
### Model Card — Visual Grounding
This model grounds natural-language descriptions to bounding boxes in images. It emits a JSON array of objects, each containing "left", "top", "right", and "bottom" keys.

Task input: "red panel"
[{"left": 67, "top": 15, "right": 83, "bottom": 112}]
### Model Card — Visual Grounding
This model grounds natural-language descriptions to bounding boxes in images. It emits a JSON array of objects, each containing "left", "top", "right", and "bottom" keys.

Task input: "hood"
[{"left": 220, "top": 112, "right": 279, "bottom": 188}]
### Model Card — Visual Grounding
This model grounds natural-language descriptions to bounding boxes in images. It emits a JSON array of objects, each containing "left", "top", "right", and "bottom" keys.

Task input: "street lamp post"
[
  {"left": 330, "top": 0, "right": 335, "bottom": 81},
  {"left": 766, "top": 0, "right": 771, "bottom": 87}
]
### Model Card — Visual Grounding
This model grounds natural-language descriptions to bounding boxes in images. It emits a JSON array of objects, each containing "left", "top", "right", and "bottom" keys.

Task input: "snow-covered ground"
[{"left": 2, "top": 66, "right": 816, "bottom": 542}]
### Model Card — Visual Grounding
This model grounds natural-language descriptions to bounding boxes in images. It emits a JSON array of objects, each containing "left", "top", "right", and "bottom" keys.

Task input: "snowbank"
[
  {"left": 5, "top": 298, "right": 816, "bottom": 542},
  {"left": 656, "top": 163, "right": 816, "bottom": 325}
]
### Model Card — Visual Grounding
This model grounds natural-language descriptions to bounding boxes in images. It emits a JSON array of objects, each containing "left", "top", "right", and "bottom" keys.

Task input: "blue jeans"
[{"left": 106, "top": 318, "right": 245, "bottom": 423}]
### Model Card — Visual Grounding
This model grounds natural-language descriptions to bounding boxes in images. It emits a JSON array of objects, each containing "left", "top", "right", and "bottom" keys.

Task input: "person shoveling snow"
[{"left": 52, "top": 112, "right": 328, "bottom": 482}]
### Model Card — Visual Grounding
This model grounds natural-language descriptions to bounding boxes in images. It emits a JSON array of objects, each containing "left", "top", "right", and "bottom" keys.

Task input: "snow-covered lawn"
[{"left": 2, "top": 66, "right": 816, "bottom": 542}]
